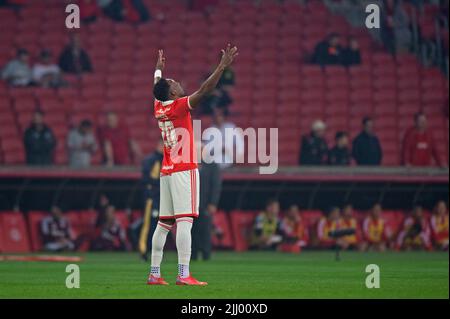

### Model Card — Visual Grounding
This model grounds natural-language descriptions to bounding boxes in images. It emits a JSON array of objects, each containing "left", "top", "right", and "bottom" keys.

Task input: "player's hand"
[
  {"left": 219, "top": 44, "right": 238, "bottom": 68},
  {"left": 156, "top": 49, "right": 165, "bottom": 71}
]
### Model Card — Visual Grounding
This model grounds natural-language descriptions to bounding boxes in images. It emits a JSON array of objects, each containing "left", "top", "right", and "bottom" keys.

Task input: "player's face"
[
  {"left": 167, "top": 79, "right": 185, "bottom": 98},
  {"left": 330, "top": 209, "right": 340, "bottom": 220},
  {"left": 372, "top": 205, "right": 381, "bottom": 218},
  {"left": 343, "top": 206, "right": 353, "bottom": 218},
  {"left": 267, "top": 202, "right": 280, "bottom": 216}
]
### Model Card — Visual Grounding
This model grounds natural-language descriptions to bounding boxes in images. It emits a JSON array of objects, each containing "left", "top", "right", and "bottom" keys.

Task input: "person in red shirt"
[
  {"left": 279, "top": 205, "right": 309, "bottom": 253},
  {"left": 362, "top": 203, "right": 390, "bottom": 252},
  {"left": 99, "top": 112, "right": 141, "bottom": 166},
  {"left": 402, "top": 112, "right": 444, "bottom": 167},
  {"left": 148, "top": 46, "right": 238, "bottom": 286}
]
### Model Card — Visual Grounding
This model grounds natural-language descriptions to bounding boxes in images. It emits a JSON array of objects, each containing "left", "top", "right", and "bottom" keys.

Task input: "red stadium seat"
[
  {"left": 229, "top": 211, "right": 258, "bottom": 252},
  {"left": 0, "top": 212, "right": 31, "bottom": 252},
  {"left": 211, "top": 211, "right": 235, "bottom": 249},
  {"left": 26, "top": 211, "right": 47, "bottom": 251}
]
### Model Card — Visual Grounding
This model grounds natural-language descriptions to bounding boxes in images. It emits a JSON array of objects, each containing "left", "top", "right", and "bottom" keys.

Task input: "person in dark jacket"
[
  {"left": 352, "top": 117, "right": 383, "bottom": 166},
  {"left": 328, "top": 131, "right": 351, "bottom": 166},
  {"left": 311, "top": 33, "right": 343, "bottom": 66},
  {"left": 192, "top": 155, "right": 222, "bottom": 261},
  {"left": 132, "top": 140, "right": 164, "bottom": 261},
  {"left": 58, "top": 34, "right": 93, "bottom": 74},
  {"left": 299, "top": 120, "right": 328, "bottom": 165},
  {"left": 23, "top": 110, "right": 56, "bottom": 165},
  {"left": 341, "top": 37, "right": 361, "bottom": 67}
]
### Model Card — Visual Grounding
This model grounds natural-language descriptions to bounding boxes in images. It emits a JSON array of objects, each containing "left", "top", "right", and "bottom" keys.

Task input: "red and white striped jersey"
[{"left": 154, "top": 96, "right": 198, "bottom": 175}]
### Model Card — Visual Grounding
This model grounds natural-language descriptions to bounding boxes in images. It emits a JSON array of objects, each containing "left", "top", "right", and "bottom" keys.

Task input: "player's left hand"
[
  {"left": 219, "top": 44, "right": 238, "bottom": 68},
  {"left": 156, "top": 49, "right": 165, "bottom": 71}
]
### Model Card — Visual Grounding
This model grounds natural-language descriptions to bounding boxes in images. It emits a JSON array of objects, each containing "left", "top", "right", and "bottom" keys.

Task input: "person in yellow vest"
[
  {"left": 317, "top": 207, "right": 347, "bottom": 249},
  {"left": 362, "top": 203, "right": 388, "bottom": 252},
  {"left": 430, "top": 201, "right": 449, "bottom": 251},
  {"left": 250, "top": 199, "right": 283, "bottom": 250},
  {"left": 340, "top": 204, "right": 362, "bottom": 250}
]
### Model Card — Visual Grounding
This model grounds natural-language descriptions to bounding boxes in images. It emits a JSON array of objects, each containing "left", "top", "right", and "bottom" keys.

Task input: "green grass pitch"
[{"left": 0, "top": 251, "right": 448, "bottom": 299}]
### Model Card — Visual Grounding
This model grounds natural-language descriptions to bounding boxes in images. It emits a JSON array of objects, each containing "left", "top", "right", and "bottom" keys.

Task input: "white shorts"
[{"left": 159, "top": 169, "right": 199, "bottom": 220}]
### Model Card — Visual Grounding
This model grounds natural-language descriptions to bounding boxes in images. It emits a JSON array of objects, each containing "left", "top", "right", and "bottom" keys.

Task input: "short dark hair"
[
  {"left": 17, "top": 48, "right": 29, "bottom": 57},
  {"left": 362, "top": 116, "right": 372, "bottom": 126},
  {"left": 153, "top": 79, "right": 171, "bottom": 101},
  {"left": 414, "top": 111, "right": 425, "bottom": 122},
  {"left": 335, "top": 131, "right": 348, "bottom": 140},
  {"left": 80, "top": 119, "right": 92, "bottom": 128}
]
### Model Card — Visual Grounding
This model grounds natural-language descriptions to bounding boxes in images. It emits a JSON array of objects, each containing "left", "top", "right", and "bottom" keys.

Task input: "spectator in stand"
[
  {"left": 362, "top": 203, "right": 389, "bottom": 252},
  {"left": 58, "top": 34, "right": 93, "bottom": 74},
  {"left": 250, "top": 199, "right": 283, "bottom": 250},
  {"left": 90, "top": 205, "right": 128, "bottom": 251},
  {"left": 1, "top": 48, "right": 32, "bottom": 87},
  {"left": 200, "top": 88, "right": 233, "bottom": 115},
  {"left": 217, "top": 66, "right": 235, "bottom": 89},
  {"left": 79, "top": 0, "right": 102, "bottom": 24},
  {"left": 103, "top": 0, "right": 150, "bottom": 23},
  {"left": 340, "top": 204, "right": 362, "bottom": 250},
  {"left": 24, "top": 111, "right": 56, "bottom": 166},
  {"left": 402, "top": 112, "right": 444, "bottom": 167},
  {"left": 299, "top": 120, "right": 328, "bottom": 165},
  {"left": 317, "top": 207, "right": 348, "bottom": 250},
  {"left": 67, "top": 119, "right": 98, "bottom": 168},
  {"left": 41, "top": 206, "right": 76, "bottom": 252},
  {"left": 328, "top": 131, "right": 351, "bottom": 166},
  {"left": 352, "top": 117, "right": 383, "bottom": 166},
  {"left": 381, "top": 0, "right": 412, "bottom": 55},
  {"left": 437, "top": 0, "right": 449, "bottom": 28},
  {"left": 207, "top": 107, "right": 244, "bottom": 169},
  {"left": 99, "top": 111, "right": 141, "bottom": 166},
  {"left": 430, "top": 201, "right": 449, "bottom": 251},
  {"left": 0, "top": 0, "right": 26, "bottom": 11},
  {"left": 341, "top": 37, "right": 362, "bottom": 67},
  {"left": 32, "top": 50, "right": 66, "bottom": 88},
  {"left": 311, "top": 33, "right": 343, "bottom": 66},
  {"left": 279, "top": 205, "right": 309, "bottom": 252},
  {"left": 396, "top": 205, "right": 432, "bottom": 251}
]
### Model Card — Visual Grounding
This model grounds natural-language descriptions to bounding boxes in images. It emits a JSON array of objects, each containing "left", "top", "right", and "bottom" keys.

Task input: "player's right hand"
[{"left": 156, "top": 49, "right": 165, "bottom": 71}]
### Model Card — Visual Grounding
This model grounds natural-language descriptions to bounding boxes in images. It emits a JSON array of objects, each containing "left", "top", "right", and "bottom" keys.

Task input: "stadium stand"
[{"left": 0, "top": 0, "right": 448, "bottom": 167}]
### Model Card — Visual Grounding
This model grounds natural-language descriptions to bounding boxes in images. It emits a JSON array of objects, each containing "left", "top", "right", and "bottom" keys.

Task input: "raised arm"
[
  {"left": 154, "top": 49, "right": 165, "bottom": 85},
  {"left": 188, "top": 44, "right": 238, "bottom": 109}
]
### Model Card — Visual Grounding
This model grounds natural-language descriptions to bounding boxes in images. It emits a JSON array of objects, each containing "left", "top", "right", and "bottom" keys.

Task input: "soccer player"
[
  {"left": 396, "top": 205, "right": 432, "bottom": 251},
  {"left": 147, "top": 45, "right": 238, "bottom": 286},
  {"left": 362, "top": 203, "right": 389, "bottom": 252}
]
